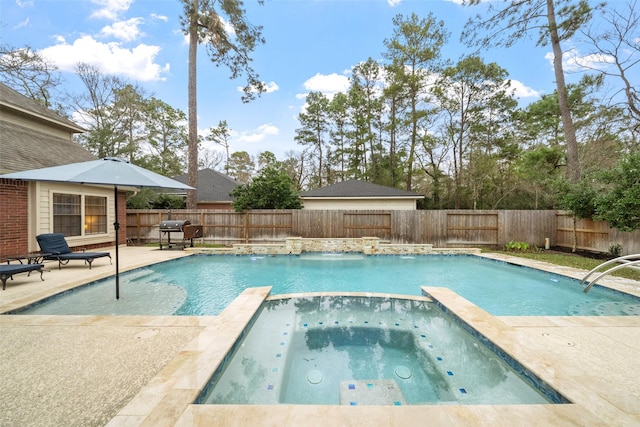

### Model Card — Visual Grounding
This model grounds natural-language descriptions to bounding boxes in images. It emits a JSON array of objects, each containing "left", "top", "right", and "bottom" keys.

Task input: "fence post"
[
  {"left": 245, "top": 211, "right": 249, "bottom": 243},
  {"left": 136, "top": 212, "right": 141, "bottom": 244}
]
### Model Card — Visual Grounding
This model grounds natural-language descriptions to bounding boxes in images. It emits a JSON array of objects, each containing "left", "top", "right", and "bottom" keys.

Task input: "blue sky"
[{"left": 2, "top": 0, "right": 605, "bottom": 161}]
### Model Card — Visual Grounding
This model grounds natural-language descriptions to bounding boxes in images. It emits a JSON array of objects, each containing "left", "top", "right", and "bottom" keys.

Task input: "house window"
[
  {"left": 53, "top": 193, "right": 107, "bottom": 236},
  {"left": 84, "top": 196, "right": 107, "bottom": 235},
  {"left": 53, "top": 193, "right": 81, "bottom": 236}
]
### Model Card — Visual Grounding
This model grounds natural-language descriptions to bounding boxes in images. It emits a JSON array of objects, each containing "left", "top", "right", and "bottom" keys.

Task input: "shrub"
[
  {"left": 609, "top": 243, "right": 622, "bottom": 257},
  {"left": 505, "top": 241, "right": 530, "bottom": 252}
]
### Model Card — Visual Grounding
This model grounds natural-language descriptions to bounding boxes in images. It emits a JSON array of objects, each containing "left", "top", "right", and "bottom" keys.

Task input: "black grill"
[
  {"left": 159, "top": 220, "right": 199, "bottom": 250},
  {"left": 159, "top": 220, "right": 191, "bottom": 232}
]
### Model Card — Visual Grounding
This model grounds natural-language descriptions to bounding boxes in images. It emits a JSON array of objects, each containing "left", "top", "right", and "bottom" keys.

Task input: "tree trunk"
[
  {"left": 547, "top": 0, "right": 581, "bottom": 183},
  {"left": 186, "top": 1, "right": 199, "bottom": 209},
  {"left": 572, "top": 216, "right": 577, "bottom": 253},
  {"left": 406, "top": 97, "right": 417, "bottom": 191}
]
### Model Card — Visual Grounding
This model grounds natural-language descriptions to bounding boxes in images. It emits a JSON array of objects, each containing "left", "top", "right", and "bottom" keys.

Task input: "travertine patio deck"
[{"left": 0, "top": 246, "right": 638, "bottom": 426}]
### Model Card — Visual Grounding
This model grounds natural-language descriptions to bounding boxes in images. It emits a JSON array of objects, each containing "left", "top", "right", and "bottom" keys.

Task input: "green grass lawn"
[{"left": 487, "top": 250, "right": 640, "bottom": 282}]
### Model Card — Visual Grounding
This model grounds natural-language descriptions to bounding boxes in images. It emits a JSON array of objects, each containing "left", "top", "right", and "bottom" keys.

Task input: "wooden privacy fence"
[
  {"left": 127, "top": 209, "right": 640, "bottom": 255},
  {"left": 555, "top": 212, "right": 640, "bottom": 255},
  {"left": 128, "top": 209, "right": 565, "bottom": 249},
  {"left": 127, "top": 209, "right": 640, "bottom": 254}
]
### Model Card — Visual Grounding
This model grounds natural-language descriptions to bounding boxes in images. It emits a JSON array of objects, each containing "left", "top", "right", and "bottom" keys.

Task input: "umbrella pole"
[{"left": 114, "top": 185, "right": 120, "bottom": 300}]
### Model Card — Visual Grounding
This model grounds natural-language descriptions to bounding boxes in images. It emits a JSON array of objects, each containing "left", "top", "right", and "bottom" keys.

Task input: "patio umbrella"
[{"left": 1, "top": 157, "right": 194, "bottom": 299}]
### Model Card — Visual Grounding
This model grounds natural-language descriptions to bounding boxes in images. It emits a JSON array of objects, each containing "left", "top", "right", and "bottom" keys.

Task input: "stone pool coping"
[{"left": 1, "top": 246, "right": 639, "bottom": 426}]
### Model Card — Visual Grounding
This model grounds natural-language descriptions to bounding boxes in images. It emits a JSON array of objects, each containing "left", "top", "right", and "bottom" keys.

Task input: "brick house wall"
[{"left": 0, "top": 179, "right": 29, "bottom": 260}]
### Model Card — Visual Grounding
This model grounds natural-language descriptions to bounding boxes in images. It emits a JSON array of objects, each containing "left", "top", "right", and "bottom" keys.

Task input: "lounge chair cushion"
[
  {"left": 0, "top": 263, "right": 45, "bottom": 290},
  {"left": 35, "top": 233, "right": 72, "bottom": 254}
]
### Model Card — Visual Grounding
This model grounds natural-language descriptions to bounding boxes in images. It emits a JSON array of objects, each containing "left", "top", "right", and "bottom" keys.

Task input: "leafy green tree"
[
  {"left": 180, "top": 0, "right": 265, "bottom": 208},
  {"left": 138, "top": 97, "right": 188, "bottom": 177},
  {"left": 126, "top": 188, "right": 185, "bottom": 209},
  {"left": 557, "top": 177, "right": 599, "bottom": 252},
  {"left": 514, "top": 93, "right": 564, "bottom": 148},
  {"left": 126, "top": 188, "right": 157, "bottom": 209},
  {"left": 257, "top": 150, "right": 278, "bottom": 171},
  {"left": 349, "top": 58, "right": 385, "bottom": 182},
  {"left": 295, "top": 91, "right": 331, "bottom": 187},
  {"left": 346, "top": 78, "right": 369, "bottom": 180},
  {"left": 382, "top": 62, "right": 409, "bottom": 189},
  {"left": 230, "top": 167, "right": 303, "bottom": 211},
  {"left": 595, "top": 151, "right": 640, "bottom": 232},
  {"left": 383, "top": 12, "right": 449, "bottom": 191},
  {"left": 462, "top": 0, "right": 600, "bottom": 183},
  {"left": 151, "top": 193, "right": 186, "bottom": 209},
  {"left": 227, "top": 150, "right": 255, "bottom": 183},
  {"left": 111, "top": 84, "right": 147, "bottom": 163},
  {"left": 328, "top": 92, "right": 350, "bottom": 181},
  {"left": 516, "top": 145, "right": 565, "bottom": 208},
  {"left": 432, "top": 55, "right": 515, "bottom": 208}
]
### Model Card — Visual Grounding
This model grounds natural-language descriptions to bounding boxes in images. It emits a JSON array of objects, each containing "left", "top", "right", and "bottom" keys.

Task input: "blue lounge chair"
[
  {"left": 1, "top": 263, "right": 44, "bottom": 290},
  {"left": 36, "top": 233, "right": 112, "bottom": 270}
]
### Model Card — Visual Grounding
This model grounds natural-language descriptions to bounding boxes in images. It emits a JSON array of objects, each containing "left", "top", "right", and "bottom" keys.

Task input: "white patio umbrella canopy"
[{"left": 1, "top": 157, "right": 194, "bottom": 299}]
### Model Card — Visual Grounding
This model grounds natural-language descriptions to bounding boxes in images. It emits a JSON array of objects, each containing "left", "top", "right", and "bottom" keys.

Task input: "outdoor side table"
[{"left": 6, "top": 253, "right": 51, "bottom": 265}]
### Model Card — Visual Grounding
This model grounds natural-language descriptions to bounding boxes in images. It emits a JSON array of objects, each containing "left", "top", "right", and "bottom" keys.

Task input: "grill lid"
[{"left": 160, "top": 220, "right": 191, "bottom": 230}]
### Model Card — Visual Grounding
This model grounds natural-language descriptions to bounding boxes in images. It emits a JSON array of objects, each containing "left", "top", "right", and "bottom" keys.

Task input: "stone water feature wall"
[{"left": 188, "top": 237, "right": 480, "bottom": 256}]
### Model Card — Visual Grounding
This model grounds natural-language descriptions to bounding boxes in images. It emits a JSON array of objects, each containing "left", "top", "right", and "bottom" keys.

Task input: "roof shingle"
[
  {"left": 0, "top": 83, "right": 95, "bottom": 174},
  {"left": 172, "top": 168, "right": 240, "bottom": 202},
  {"left": 299, "top": 180, "right": 423, "bottom": 199}
]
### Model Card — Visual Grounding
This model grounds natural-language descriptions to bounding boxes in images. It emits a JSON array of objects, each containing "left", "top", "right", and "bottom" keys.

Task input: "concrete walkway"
[{"left": 1, "top": 247, "right": 639, "bottom": 426}]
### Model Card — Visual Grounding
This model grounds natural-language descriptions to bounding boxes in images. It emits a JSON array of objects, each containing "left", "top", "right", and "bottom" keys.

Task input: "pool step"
[
  {"left": 339, "top": 379, "right": 407, "bottom": 406},
  {"left": 568, "top": 301, "right": 640, "bottom": 316},
  {"left": 123, "top": 269, "right": 165, "bottom": 284}
]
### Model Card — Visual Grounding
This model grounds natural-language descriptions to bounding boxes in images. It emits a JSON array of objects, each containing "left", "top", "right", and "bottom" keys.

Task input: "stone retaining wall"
[{"left": 188, "top": 237, "right": 481, "bottom": 256}]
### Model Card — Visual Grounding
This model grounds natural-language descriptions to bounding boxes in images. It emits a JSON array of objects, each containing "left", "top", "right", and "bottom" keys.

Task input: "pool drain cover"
[
  {"left": 307, "top": 370, "right": 323, "bottom": 384},
  {"left": 395, "top": 366, "right": 412, "bottom": 379}
]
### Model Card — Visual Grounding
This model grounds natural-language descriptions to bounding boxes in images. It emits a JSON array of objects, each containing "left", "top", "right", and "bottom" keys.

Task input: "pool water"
[
  {"left": 16, "top": 254, "right": 640, "bottom": 316},
  {"left": 197, "top": 296, "right": 558, "bottom": 405}
]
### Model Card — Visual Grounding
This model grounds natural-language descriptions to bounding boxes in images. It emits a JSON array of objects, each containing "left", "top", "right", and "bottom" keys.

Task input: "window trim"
[{"left": 50, "top": 190, "right": 109, "bottom": 237}]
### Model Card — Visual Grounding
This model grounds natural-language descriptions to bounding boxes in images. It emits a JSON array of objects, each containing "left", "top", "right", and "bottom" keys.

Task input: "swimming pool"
[
  {"left": 15, "top": 254, "right": 640, "bottom": 316},
  {"left": 197, "top": 295, "right": 564, "bottom": 405}
]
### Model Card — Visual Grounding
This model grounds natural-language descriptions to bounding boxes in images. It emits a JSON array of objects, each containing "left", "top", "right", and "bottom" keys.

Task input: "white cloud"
[
  {"left": 39, "top": 35, "right": 169, "bottom": 81},
  {"left": 150, "top": 13, "right": 168, "bottom": 22},
  {"left": 304, "top": 72, "right": 350, "bottom": 93},
  {"left": 387, "top": 0, "right": 402, "bottom": 6},
  {"left": 545, "top": 47, "right": 615, "bottom": 73},
  {"left": 297, "top": 72, "right": 350, "bottom": 100},
  {"left": 509, "top": 80, "right": 540, "bottom": 98},
  {"left": 100, "top": 18, "right": 143, "bottom": 42},
  {"left": 14, "top": 17, "right": 29, "bottom": 29},
  {"left": 90, "top": 0, "right": 134, "bottom": 20},
  {"left": 16, "top": 0, "right": 33, "bottom": 7},
  {"left": 235, "top": 123, "right": 279, "bottom": 144}
]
